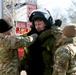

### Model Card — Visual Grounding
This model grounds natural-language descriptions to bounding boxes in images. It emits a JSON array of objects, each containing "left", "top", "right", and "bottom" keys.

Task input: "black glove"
[{"left": 54, "top": 19, "right": 62, "bottom": 27}]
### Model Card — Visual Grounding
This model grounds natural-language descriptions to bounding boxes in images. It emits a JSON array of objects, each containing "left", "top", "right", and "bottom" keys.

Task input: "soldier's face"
[
  {"left": 3, "top": 29, "right": 12, "bottom": 35},
  {"left": 3, "top": 28, "right": 14, "bottom": 35},
  {"left": 10, "top": 27, "right": 16, "bottom": 35},
  {"left": 34, "top": 19, "right": 46, "bottom": 32}
]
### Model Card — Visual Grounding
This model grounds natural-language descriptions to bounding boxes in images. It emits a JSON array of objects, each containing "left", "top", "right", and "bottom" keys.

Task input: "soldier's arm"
[
  {"left": 5, "top": 33, "right": 38, "bottom": 49},
  {"left": 52, "top": 46, "right": 71, "bottom": 75},
  {"left": 38, "top": 26, "right": 62, "bottom": 42},
  {"left": 38, "top": 29, "right": 52, "bottom": 41},
  {"left": 51, "top": 26, "right": 62, "bottom": 41},
  {"left": 16, "top": 33, "right": 38, "bottom": 48}
]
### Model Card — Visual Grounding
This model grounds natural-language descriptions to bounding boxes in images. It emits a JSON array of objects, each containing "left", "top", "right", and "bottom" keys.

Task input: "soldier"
[
  {"left": 20, "top": 8, "right": 62, "bottom": 75},
  {"left": 52, "top": 24, "right": 76, "bottom": 75},
  {"left": 0, "top": 19, "right": 38, "bottom": 75}
]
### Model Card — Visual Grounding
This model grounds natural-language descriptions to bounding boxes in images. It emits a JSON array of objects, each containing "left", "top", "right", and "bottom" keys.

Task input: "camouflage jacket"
[
  {"left": 0, "top": 33, "right": 37, "bottom": 75},
  {"left": 52, "top": 37, "right": 76, "bottom": 75}
]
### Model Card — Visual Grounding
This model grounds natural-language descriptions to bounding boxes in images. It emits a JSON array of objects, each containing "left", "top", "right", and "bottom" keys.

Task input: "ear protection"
[{"left": 44, "top": 9, "right": 53, "bottom": 26}]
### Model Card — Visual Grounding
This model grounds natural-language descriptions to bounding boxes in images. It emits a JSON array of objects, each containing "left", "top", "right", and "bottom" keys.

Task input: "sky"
[
  {"left": 37, "top": 0, "right": 72, "bottom": 9},
  {"left": 37, "top": 0, "right": 74, "bottom": 20}
]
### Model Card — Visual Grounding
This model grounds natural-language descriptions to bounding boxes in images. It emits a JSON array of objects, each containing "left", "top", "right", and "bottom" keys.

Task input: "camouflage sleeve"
[
  {"left": 52, "top": 46, "right": 71, "bottom": 75},
  {"left": 51, "top": 26, "right": 62, "bottom": 41},
  {"left": 4, "top": 33, "right": 38, "bottom": 49},
  {"left": 38, "top": 26, "right": 62, "bottom": 42}
]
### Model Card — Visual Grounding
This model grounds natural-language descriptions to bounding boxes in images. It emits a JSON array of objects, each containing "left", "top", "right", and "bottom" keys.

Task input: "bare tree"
[{"left": 67, "top": 0, "right": 76, "bottom": 23}]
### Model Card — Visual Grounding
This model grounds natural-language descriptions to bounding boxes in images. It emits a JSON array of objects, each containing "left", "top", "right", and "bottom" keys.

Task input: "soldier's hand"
[
  {"left": 27, "top": 33, "right": 38, "bottom": 42},
  {"left": 30, "top": 33, "right": 38, "bottom": 39}
]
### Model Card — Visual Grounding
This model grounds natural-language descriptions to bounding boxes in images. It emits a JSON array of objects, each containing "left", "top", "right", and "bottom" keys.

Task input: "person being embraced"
[{"left": 20, "top": 8, "right": 62, "bottom": 75}]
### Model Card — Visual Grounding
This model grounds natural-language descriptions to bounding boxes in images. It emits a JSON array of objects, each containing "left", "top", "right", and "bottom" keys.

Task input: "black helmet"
[
  {"left": 29, "top": 11, "right": 46, "bottom": 22},
  {"left": 0, "top": 19, "right": 13, "bottom": 33},
  {"left": 29, "top": 8, "right": 53, "bottom": 26}
]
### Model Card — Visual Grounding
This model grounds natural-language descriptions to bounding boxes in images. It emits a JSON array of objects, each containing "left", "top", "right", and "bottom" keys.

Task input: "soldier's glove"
[
  {"left": 29, "top": 33, "right": 38, "bottom": 42},
  {"left": 31, "top": 33, "right": 38, "bottom": 38}
]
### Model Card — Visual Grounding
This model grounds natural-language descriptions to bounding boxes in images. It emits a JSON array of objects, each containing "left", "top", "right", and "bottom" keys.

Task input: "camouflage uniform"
[
  {"left": 0, "top": 34, "right": 37, "bottom": 75},
  {"left": 52, "top": 37, "right": 76, "bottom": 75}
]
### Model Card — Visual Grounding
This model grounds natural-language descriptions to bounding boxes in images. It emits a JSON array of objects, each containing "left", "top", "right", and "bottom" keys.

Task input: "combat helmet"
[{"left": 29, "top": 8, "right": 53, "bottom": 26}]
